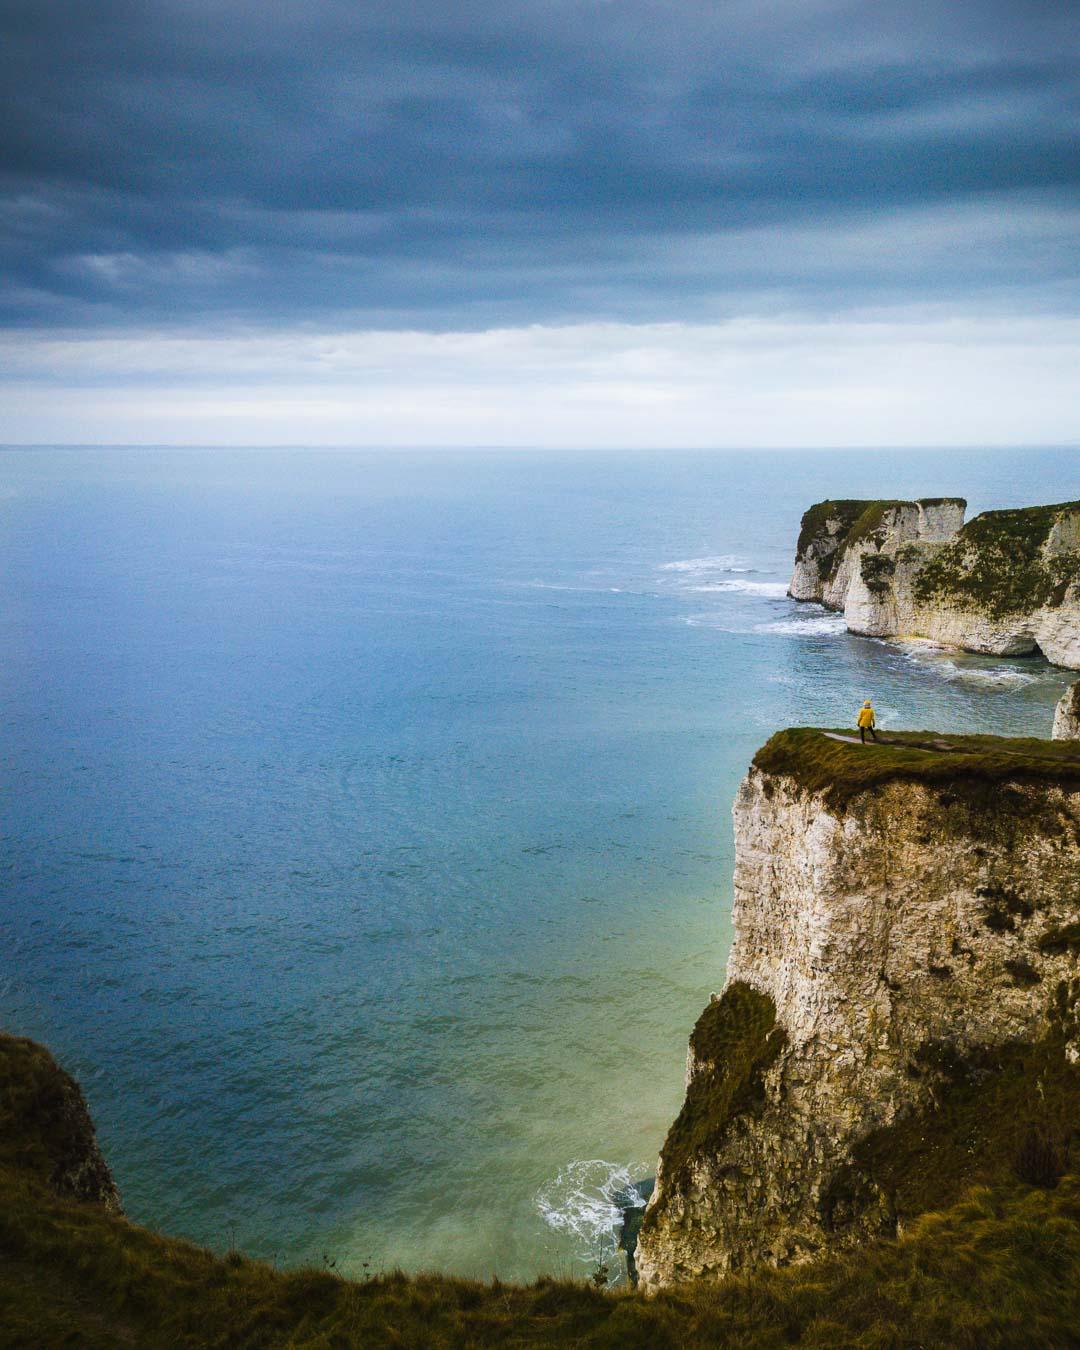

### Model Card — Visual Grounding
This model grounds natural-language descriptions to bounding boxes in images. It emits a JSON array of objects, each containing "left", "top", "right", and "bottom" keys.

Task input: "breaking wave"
[
  {"left": 891, "top": 639, "right": 1049, "bottom": 688},
  {"left": 536, "top": 1160, "right": 640, "bottom": 1271},
  {"left": 658, "top": 555, "right": 746, "bottom": 574},
  {"left": 689, "top": 580, "right": 789, "bottom": 598},
  {"left": 756, "top": 614, "right": 849, "bottom": 637}
]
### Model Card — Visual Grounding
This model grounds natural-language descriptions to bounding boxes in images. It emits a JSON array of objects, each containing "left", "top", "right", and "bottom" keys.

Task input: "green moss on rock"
[
  {"left": 643, "top": 984, "right": 786, "bottom": 1234},
  {"left": 796, "top": 500, "right": 869, "bottom": 559},
  {"left": 753, "top": 726, "right": 1080, "bottom": 812},
  {"left": 0, "top": 1034, "right": 119, "bottom": 1209},
  {"left": 911, "top": 500, "right": 1080, "bottom": 618},
  {"left": 824, "top": 1024, "right": 1080, "bottom": 1235},
  {"left": 860, "top": 552, "right": 896, "bottom": 595}
]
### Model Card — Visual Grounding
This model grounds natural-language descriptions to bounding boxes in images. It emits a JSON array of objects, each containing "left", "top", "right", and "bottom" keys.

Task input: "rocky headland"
[
  {"left": 789, "top": 498, "right": 1080, "bottom": 668},
  {"left": 636, "top": 728, "right": 1080, "bottom": 1289}
]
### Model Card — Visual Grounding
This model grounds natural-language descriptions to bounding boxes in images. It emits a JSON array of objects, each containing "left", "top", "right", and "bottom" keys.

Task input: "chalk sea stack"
[{"left": 789, "top": 499, "right": 1080, "bottom": 669}]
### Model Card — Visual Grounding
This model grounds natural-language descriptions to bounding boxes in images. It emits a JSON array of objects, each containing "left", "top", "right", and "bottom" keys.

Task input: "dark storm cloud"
[{"left": 1, "top": 0, "right": 1078, "bottom": 328}]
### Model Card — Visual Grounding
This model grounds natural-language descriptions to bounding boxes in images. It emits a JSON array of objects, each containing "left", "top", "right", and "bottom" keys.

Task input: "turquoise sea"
[{"left": 1, "top": 446, "right": 1076, "bottom": 1281}]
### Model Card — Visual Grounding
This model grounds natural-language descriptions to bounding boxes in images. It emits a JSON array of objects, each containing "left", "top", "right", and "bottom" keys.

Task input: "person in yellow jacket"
[{"left": 857, "top": 700, "right": 877, "bottom": 743}]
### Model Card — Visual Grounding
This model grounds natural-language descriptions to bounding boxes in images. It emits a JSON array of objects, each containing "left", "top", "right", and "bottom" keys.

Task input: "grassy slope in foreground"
[
  {"left": 6, "top": 1023, "right": 1080, "bottom": 1346},
  {"left": 753, "top": 726, "right": 1080, "bottom": 811}
]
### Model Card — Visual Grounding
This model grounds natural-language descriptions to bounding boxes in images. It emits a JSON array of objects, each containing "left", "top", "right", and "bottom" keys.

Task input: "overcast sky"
[{"left": 2, "top": 0, "right": 1078, "bottom": 446}]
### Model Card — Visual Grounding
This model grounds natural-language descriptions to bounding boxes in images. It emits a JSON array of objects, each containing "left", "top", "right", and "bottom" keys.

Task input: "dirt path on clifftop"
[{"left": 822, "top": 732, "right": 956, "bottom": 752}]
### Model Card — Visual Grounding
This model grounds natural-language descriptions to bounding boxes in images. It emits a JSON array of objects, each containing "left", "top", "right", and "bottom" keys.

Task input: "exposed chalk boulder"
[{"left": 1055, "top": 683, "right": 1080, "bottom": 739}]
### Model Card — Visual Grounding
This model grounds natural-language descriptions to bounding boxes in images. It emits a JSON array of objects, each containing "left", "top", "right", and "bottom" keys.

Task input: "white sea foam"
[
  {"left": 933, "top": 661, "right": 1039, "bottom": 688},
  {"left": 682, "top": 614, "right": 746, "bottom": 631},
  {"left": 689, "top": 580, "right": 789, "bottom": 597},
  {"left": 659, "top": 554, "right": 745, "bottom": 573},
  {"left": 536, "top": 1160, "right": 640, "bottom": 1269},
  {"left": 756, "top": 615, "right": 848, "bottom": 636},
  {"left": 891, "top": 639, "right": 1046, "bottom": 688}
]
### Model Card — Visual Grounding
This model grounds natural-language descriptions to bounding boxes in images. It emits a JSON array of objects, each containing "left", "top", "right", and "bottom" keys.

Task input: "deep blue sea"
[{"left": 1, "top": 447, "right": 1076, "bottom": 1281}]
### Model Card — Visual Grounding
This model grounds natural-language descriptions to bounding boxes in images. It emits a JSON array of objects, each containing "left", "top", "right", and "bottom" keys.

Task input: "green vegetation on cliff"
[
  {"left": 6, "top": 1029, "right": 1080, "bottom": 1345},
  {"left": 0, "top": 1033, "right": 119, "bottom": 1210},
  {"left": 795, "top": 500, "right": 912, "bottom": 585},
  {"left": 753, "top": 726, "right": 1080, "bottom": 811},
  {"left": 907, "top": 500, "right": 1080, "bottom": 618},
  {"left": 796, "top": 498, "right": 966, "bottom": 589},
  {"left": 641, "top": 983, "right": 786, "bottom": 1237},
  {"left": 795, "top": 499, "right": 869, "bottom": 562},
  {"left": 825, "top": 987, "right": 1080, "bottom": 1235}
]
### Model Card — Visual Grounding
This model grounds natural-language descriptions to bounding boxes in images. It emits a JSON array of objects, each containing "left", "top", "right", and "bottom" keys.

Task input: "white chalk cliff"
[
  {"left": 634, "top": 731, "right": 1080, "bottom": 1289},
  {"left": 1055, "top": 683, "right": 1080, "bottom": 740},
  {"left": 789, "top": 499, "right": 1080, "bottom": 670}
]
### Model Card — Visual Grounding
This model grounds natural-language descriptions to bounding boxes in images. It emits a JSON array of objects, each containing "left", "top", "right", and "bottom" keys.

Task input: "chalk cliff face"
[
  {"left": 635, "top": 732, "right": 1080, "bottom": 1289},
  {"left": 787, "top": 499, "right": 965, "bottom": 609},
  {"left": 790, "top": 499, "right": 1080, "bottom": 670},
  {"left": 1055, "top": 683, "right": 1080, "bottom": 739}
]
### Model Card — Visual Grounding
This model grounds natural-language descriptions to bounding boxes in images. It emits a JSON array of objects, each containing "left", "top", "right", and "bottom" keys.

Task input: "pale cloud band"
[{"left": 3, "top": 314, "right": 1077, "bottom": 448}]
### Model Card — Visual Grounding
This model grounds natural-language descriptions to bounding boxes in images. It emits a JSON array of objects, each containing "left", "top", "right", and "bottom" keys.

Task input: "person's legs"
[
  {"left": 860, "top": 727, "right": 866, "bottom": 743},
  {"left": 870, "top": 726, "right": 877, "bottom": 741}
]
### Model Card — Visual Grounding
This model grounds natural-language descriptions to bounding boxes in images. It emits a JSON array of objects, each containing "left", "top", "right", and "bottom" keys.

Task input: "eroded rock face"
[
  {"left": 792, "top": 498, "right": 1080, "bottom": 670},
  {"left": 788, "top": 499, "right": 964, "bottom": 609},
  {"left": 635, "top": 768, "right": 1080, "bottom": 1289},
  {"left": 0, "top": 1033, "right": 121, "bottom": 1211},
  {"left": 1055, "top": 683, "right": 1080, "bottom": 739}
]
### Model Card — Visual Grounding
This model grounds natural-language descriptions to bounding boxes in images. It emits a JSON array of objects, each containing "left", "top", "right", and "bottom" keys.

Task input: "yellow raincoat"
[{"left": 857, "top": 703, "right": 875, "bottom": 729}]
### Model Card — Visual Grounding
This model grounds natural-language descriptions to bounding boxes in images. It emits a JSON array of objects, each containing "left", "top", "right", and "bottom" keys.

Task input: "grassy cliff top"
[
  {"left": 962, "top": 500, "right": 1080, "bottom": 548},
  {"left": 753, "top": 727, "right": 1080, "bottom": 810},
  {"left": 795, "top": 497, "right": 967, "bottom": 558},
  {"left": 795, "top": 499, "right": 913, "bottom": 557}
]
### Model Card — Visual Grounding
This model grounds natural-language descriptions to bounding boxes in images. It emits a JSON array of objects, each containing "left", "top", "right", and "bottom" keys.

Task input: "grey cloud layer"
[{"left": 2, "top": 0, "right": 1078, "bottom": 327}]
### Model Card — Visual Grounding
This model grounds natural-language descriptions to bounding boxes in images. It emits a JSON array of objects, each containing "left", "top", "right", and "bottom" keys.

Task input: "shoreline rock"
[
  {"left": 1055, "top": 682, "right": 1080, "bottom": 739},
  {"left": 789, "top": 498, "right": 1080, "bottom": 669}
]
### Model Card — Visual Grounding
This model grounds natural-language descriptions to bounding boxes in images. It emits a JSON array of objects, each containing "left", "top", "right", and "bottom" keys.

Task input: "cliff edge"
[
  {"left": 790, "top": 499, "right": 1080, "bottom": 669},
  {"left": 635, "top": 729, "right": 1080, "bottom": 1289},
  {"left": 0, "top": 1032, "right": 120, "bottom": 1212}
]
